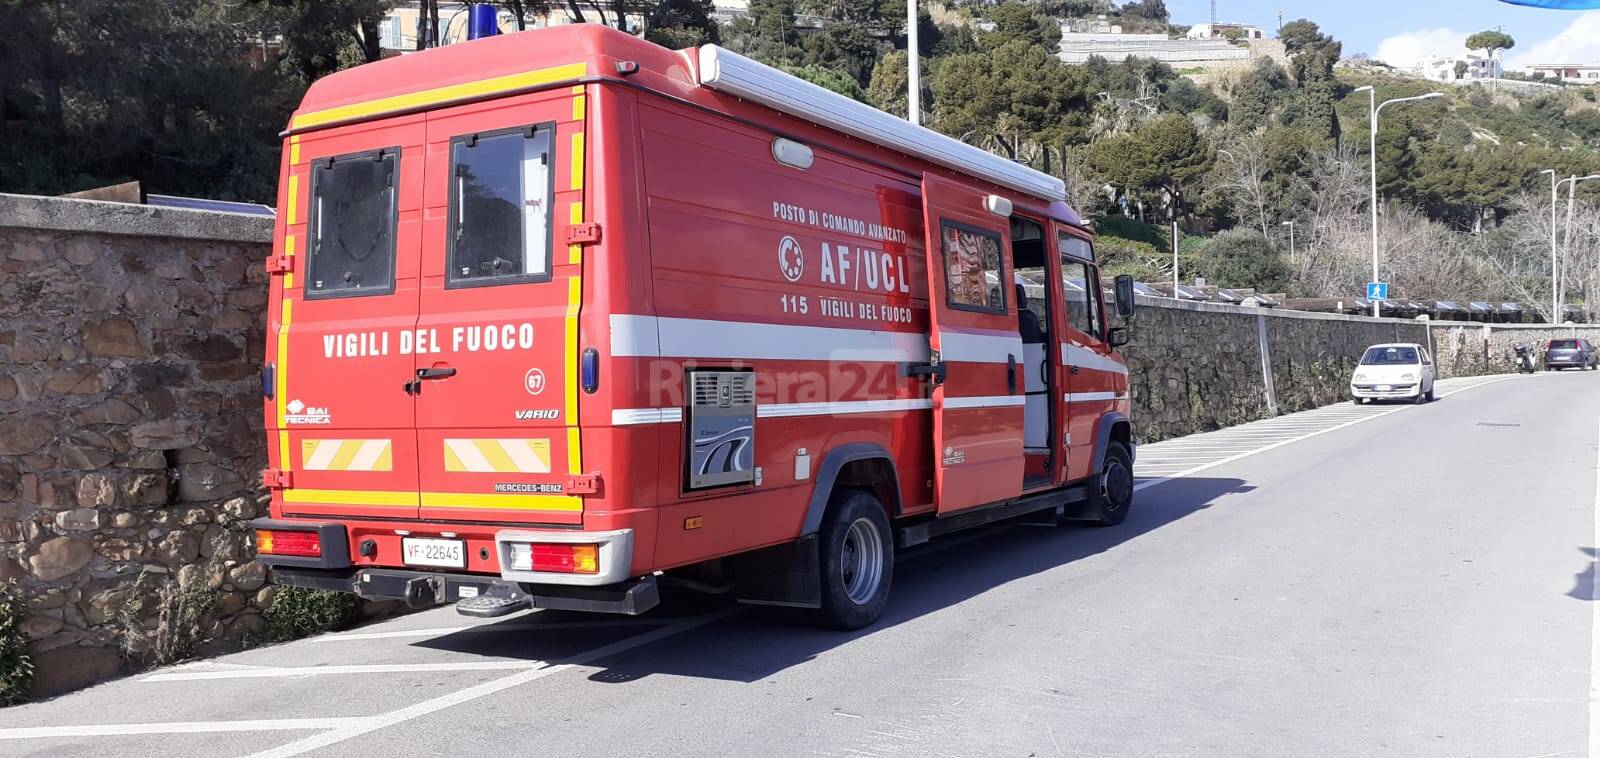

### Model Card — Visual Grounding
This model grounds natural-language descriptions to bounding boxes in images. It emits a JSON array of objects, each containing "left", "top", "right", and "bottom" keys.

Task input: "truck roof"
[{"left": 290, "top": 25, "right": 1070, "bottom": 205}]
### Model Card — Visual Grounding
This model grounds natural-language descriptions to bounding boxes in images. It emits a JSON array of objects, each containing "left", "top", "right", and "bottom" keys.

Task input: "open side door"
[{"left": 919, "top": 173, "right": 1025, "bottom": 514}]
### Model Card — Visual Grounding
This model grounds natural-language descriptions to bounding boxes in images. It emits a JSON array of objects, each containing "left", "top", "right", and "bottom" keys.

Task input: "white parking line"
[
  {"left": 313, "top": 617, "right": 670, "bottom": 643},
  {"left": 248, "top": 606, "right": 743, "bottom": 758},
  {"left": 0, "top": 718, "right": 371, "bottom": 741},
  {"left": 142, "top": 661, "right": 540, "bottom": 682}
]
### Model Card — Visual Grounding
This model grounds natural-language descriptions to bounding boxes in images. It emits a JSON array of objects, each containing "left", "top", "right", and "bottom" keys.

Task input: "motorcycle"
[{"left": 1512, "top": 342, "right": 1537, "bottom": 374}]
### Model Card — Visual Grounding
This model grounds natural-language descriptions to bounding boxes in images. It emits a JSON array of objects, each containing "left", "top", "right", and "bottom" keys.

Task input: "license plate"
[
  {"left": 1375, "top": 384, "right": 1391, "bottom": 391},
  {"left": 402, "top": 537, "right": 465, "bottom": 569}
]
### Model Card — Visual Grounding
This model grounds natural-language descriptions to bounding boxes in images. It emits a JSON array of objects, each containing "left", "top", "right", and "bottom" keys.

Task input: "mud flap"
[{"left": 732, "top": 534, "right": 822, "bottom": 609}]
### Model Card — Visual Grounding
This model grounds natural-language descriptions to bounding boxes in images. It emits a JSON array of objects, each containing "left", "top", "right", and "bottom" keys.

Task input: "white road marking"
[
  {"left": 141, "top": 661, "right": 539, "bottom": 682},
  {"left": 0, "top": 718, "right": 370, "bottom": 740},
  {"left": 1135, "top": 374, "right": 1523, "bottom": 493},
  {"left": 1590, "top": 414, "right": 1600, "bottom": 758},
  {"left": 312, "top": 618, "right": 670, "bottom": 643},
  {"left": 247, "top": 606, "right": 744, "bottom": 758}
]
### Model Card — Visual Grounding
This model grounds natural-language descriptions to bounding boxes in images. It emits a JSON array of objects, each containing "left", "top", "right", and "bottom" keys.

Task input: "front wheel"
[
  {"left": 815, "top": 490, "right": 893, "bottom": 630},
  {"left": 1082, "top": 441, "right": 1134, "bottom": 527}
]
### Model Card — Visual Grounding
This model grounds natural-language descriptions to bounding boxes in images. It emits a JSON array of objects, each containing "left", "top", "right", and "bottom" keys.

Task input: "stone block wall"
[
  {"left": 0, "top": 194, "right": 273, "bottom": 696},
  {"left": 1428, "top": 322, "right": 1600, "bottom": 376},
  {"left": 1122, "top": 297, "right": 1428, "bottom": 443}
]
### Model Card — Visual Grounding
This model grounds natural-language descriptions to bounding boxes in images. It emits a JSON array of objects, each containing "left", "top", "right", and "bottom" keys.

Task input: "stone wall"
[
  {"left": 1123, "top": 297, "right": 1429, "bottom": 442},
  {"left": 0, "top": 193, "right": 273, "bottom": 696},
  {"left": 1427, "top": 321, "right": 1600, "bottom": 376}
]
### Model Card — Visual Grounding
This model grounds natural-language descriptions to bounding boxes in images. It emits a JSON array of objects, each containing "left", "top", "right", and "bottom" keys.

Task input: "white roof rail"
[{"left": 696, "top": 45, "right": 1067, "bottom": 202}]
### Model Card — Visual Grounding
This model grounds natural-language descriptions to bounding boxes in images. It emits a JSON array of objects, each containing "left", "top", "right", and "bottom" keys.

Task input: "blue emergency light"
[{"left": 467, "top": 4, "right": 501, "bottom": 40}]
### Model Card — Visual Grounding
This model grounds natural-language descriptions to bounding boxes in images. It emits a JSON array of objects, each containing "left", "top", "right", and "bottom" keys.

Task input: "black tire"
[
  {"left": 1083, "top": 441, "right": 1134, "bottom": 527},
  {"left": 1413, "top": 391, "right": 1426, "bottom": 404},
  {"left": 1351, "top": 397, "right": 1364, "bottom": 406},
  {"left": 815, "top": 489, "right": 893, "bottom": 630},
  {"left": 1425, "top": 387, "right": 1435, "bottom": 402}
]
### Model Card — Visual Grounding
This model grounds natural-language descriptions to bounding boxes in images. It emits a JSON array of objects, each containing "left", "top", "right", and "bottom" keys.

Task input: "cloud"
[
  {"left": 1507, "top": 11, "right": 1600, "bottom": 66},
  {"left": 1374, "top": 28, "right": 1472, "bottom": 69}
]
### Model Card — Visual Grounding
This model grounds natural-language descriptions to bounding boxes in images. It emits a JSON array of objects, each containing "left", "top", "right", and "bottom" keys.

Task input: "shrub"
[
  {"left": 1094, "top": 215, "right": 1169, "bottom": 249},
  {"left": 0, "top": 580, "right": 33, "bottom": 706},
  {"left": 118, "top": 569, "right": 219, "bottom": 667},
  {"left": 264, "top": 587, "right": 361, "bottom": 642},
  {"left": 1194, "top": 228, "right": 1290, "bottom": 292}
]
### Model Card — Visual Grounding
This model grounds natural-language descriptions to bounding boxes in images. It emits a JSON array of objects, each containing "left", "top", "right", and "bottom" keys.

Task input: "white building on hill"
[
  {"left": 1420, "top": 52, "right": 1500, "bottom": 82},
  {"left": 1185, "top": 22, "right": 1265, "bottom": 40},
  {"left": 1523, "top": 63, "right": 1600, "bottom": 83}
]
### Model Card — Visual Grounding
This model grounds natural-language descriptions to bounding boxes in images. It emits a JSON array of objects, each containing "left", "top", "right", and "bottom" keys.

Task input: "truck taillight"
[
  {"left": 507, "top": 543, "right": 598, "bottom": 574},
  {"left": 256, "top": 529, "right": 322, "bottom": 558}
]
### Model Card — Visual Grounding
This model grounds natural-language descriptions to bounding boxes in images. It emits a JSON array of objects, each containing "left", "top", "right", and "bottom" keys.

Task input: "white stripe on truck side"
[
  {"left": 610, "top": 315, "right": 1026, "bottom": 365},
  {"left": 610, "top": 395, "right": 1024, "bottom": 424}
]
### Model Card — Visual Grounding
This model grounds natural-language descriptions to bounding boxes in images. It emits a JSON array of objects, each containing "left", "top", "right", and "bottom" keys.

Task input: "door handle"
[
  {"left": 404, "top": 367, "right": 457, "bottom": 396},
  {"left": 1007, "top": 354, "right": 1017, "bottom": 394},
  {"left": 1068, "top": 365, "right": 1081, "bottom": 375}
]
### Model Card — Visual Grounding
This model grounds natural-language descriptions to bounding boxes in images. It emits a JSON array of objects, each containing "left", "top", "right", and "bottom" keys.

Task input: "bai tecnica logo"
[{"left": 285, "top": 399, "right": 331, "bottom": 425}]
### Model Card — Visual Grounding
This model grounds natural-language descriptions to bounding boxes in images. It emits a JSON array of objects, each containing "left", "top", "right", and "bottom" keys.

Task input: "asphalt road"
[{"left": 3, "top": 370, "right": 1596, "bottom": 757}]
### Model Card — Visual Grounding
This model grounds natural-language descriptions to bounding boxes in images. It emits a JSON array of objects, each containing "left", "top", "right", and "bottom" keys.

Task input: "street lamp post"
[
  {"left": 1352, "top": 86, "right": 1443, "bottom": 317},
  {"left": 907, "top": 0, "right": 919, "bottom": 125},
  {"left": 1280, "top": 220, "right": 1294, "bottom": 264},
  {"left": 1543, "top": 172, "right": 1600, "bottom": 323}
]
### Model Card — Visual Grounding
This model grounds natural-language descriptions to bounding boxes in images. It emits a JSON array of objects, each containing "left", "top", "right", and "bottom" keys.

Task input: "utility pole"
[
  {"left": 1172, "top": 220, "right": 1180, "bottom": 294},
  {"left": 1353, "top": 86, "right": 1443, "bottom": 318},
  {"left": 907, "top": 0, "right": 919, "bottom": 125},
  {"left": 1280, "top": 220, "right": 1295, "bottom": 264},
  {"left": 1277, "top": 9, "right": 1283, "bottom": 35},
  {"left": 1210, "top": 0, "right": 1216, "bottom": 25}
]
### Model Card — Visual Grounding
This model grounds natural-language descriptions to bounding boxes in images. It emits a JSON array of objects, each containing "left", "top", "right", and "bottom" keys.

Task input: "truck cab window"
[
  {"left": 1060, "top": 248, "right": 1102, "bottom": 340},
  {"left": 448, "top": 126, "right": 553, "bottom": 287},
  {"left": 940, "top": 220, "right": 1006, "bottom": 313},
  {"left": 306, "top": 149, "right": 398, "bottom": 299}
]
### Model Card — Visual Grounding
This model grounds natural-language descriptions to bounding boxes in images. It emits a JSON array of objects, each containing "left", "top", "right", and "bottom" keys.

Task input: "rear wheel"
[
  {"left": 815, "top": 489, "right": 893, "bottom": 630},
  {"left": 1082, "top": 441, "right": 1134, "bottom": 527}
]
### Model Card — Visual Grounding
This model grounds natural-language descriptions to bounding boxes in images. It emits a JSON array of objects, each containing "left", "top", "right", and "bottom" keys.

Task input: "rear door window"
[
  {"left": 447, "top": 125, "right": 554, "bottom": 288},
  {"left": 1550, "top": 339, "right": 1579, "bottom": 349},
  {"left": 306, "top": 148, "right": 399, "bottom": 299}
]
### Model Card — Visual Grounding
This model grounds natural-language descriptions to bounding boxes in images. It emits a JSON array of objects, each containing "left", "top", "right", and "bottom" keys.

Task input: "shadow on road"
[
  {"left": 1569, "top": 547, "right": 1597, "bottom": 601},
  {"left": 416, "top": 476, "right": 1253, "bottom": 681}
]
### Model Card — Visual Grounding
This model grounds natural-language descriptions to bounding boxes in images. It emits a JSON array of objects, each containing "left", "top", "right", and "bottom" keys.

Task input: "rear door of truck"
[
  {"left": 412, "top": 86, "right": 588, "bottom": 525},
  {"left": 269, "top": 118, "right": 426, "bottom": 520}
]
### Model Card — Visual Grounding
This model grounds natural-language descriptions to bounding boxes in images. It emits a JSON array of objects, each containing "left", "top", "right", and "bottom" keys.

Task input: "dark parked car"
[{"left": 1545, "top": 339, "right": 1599, "bottom": 370}]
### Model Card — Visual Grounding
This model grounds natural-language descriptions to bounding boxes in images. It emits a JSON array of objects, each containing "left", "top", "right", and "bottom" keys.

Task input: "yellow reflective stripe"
[
  {"left": 420, "top": 492, "right": 583, "bottom": 511},
  {"left": 275, "top": 298, "right": 292, "bottom": 426},
  {"left": 474, "top": 439, "right": 520, "bottom": 473},
  {"left": 374, "top": 444, "right": 393, "bottom": 472},
  {"left": 567, "top": 201, "right": 583, "bottom": 266},
  {"left": 566, "top": 427, "right": 582, "bottom": 476},
  {"left": 571, "top": 94, "right": 585, "bottom": 122},
  {"left": 564, "top": 275, "right": 581, "bottom": 476},
  {"left": 569, "top": 133, "right": 584, "bottom": 191},
  {"left": 282, "top": 489, "right": 420, "bottom": 507},
  {"left": 286, "top": 175, "right": 300, "bottom": 226},
  {"left": 326, "top": 440, "right": 364, "bottom": 471},
  {"left": 283, "top": 234, "right": 296, "bottom": 290},
  {"left": 291, "top": 62, "right": 589, "bottom": 130},
  {"left": 289, "top": 139, "right": 301, "bottom": 166}
]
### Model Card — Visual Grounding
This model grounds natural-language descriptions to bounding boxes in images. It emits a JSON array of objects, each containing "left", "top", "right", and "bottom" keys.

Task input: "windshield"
[
  {"left": 1549, "top": 340, "right": 1580, "bottom": 350},
  {"left": 1360, "top": 346, "right": 1419, "bottom": 365}
]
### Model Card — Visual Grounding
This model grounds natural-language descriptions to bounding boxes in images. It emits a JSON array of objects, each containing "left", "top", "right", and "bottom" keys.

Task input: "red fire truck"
[{"left": 254, "top": 25, "right": 1137, "bottom": 629}]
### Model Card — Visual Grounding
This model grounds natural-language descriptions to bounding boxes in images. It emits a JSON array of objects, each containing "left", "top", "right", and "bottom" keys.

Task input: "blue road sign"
[{"left": 1367, "top": 282, "right": 1389, "bottom": 301}]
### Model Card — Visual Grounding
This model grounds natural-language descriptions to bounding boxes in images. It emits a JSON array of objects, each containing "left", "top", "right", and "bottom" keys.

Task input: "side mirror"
[
  {"left": 1107, "top": 326, "right": 1130, "bottom": 348},
  {"left": 1113, "top": 274, "right": 1136, "bottom": 320}
]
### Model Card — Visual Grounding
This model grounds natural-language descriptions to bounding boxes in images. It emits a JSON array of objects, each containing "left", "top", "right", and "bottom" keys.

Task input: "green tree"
[
  {"left": 1230, "top": 58, "right": 1288, "bottom": 128},
  {"left": 1123, "top": 0, "right": 1168, "bottom": 22},
  {"left": 1465, "top": 30, "right": 1515, "bottom": 61},
  {"left": 779, "top": 63, "right": 870, "bottom": 101},
  {"left": 1194, "top": 229, "right": 1289, "bottom": 291},
  {"left": 1085, "top": 114, "right": 1212, "bottom": 221},
  {"left": 867, "top": 50, "right": 912, "bottom": 118},
  {"left": 930, "top": 40, "right": 1092, "bottom": 149},
  {"left": 645, "top": 0, "right": 720, "bottom": 48},
  {"left": 1277, "top": 19, "right": 1342, "bottom": 142},
  {"left": 985, "top": 2, "right": 1063, "bottom": 50},
  {"left": 722, "top": 0, "right": 800, "bottom": 64},
  {"left": 1454, "top": 60, "right": 1469, "bottom": 80}
]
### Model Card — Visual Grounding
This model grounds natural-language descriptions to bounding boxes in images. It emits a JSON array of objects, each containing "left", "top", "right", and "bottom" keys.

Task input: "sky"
[{"left": 1165, "top": 1, "right": 1600, "bottom": 68}]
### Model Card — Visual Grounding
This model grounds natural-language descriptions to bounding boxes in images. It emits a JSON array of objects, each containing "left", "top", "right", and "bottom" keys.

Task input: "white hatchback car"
[{"left": 1351, "top": 343, "right": 1436, "bottom": 404}]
